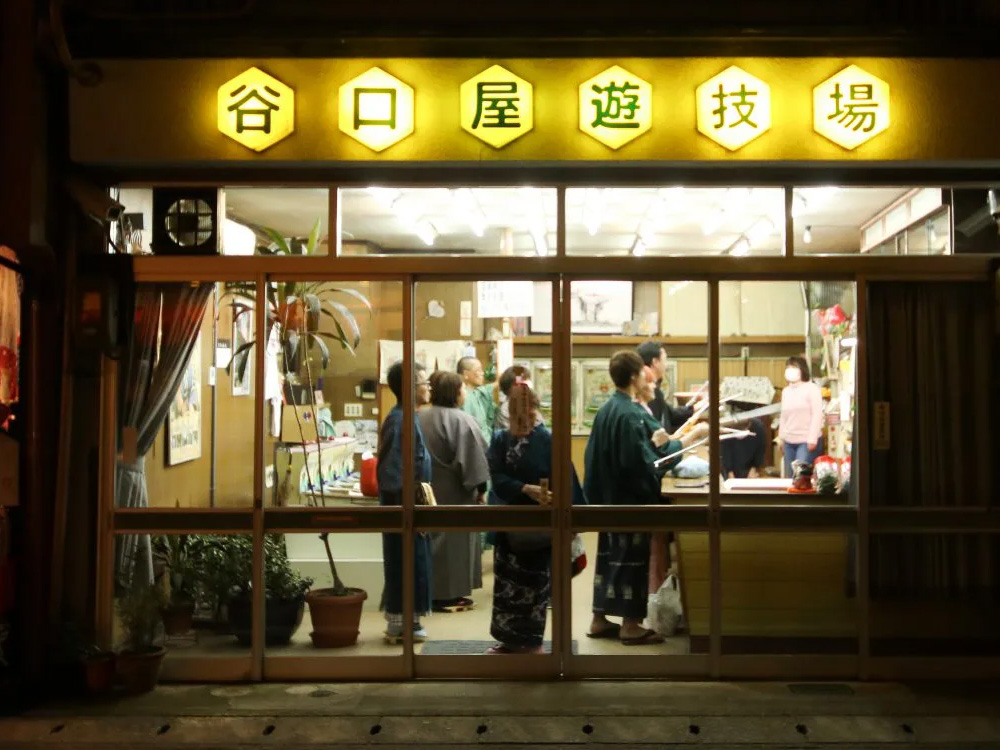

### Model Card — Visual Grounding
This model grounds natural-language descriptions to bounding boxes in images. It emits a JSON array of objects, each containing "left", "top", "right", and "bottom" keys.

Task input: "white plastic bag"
[{"left": 647, "top": 574, "right": 683, "bottom": 637}]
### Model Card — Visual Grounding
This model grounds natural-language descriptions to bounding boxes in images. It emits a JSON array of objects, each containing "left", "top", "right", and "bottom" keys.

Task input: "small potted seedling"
[{"left": 153, "top": 535, "right": 198, "bottom": 635}]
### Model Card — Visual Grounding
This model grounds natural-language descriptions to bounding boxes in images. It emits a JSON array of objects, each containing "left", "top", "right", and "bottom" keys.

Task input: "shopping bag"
[{"left": 648, "top": 574, "right": 683, "bottom": 637}]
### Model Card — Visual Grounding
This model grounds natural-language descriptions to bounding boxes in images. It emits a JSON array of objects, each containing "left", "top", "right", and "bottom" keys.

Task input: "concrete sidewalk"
[{"left": 3, "top": 681, "right": 1000, "bottom": 748}]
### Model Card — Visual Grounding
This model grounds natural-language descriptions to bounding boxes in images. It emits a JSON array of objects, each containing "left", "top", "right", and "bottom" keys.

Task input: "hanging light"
[
  {"left": 792, "top": 193, "right": 808, "bottom": 218},
  {"left": 630, "top": 235, "right": 646, "bottom": 257},
  {"left": 530, "top": 227, "right": 548, "bottom": 256},
  {"left": 803, "top": 225, "right": 813, "bottom": 244},
  {"left": 415, "top": 221, "right": 437, "bottom": 247}
]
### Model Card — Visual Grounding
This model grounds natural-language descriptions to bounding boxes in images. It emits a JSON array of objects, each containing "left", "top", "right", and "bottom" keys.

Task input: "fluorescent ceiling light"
[
  {"left": 454, "top": 188, "right": 486, "bottom": 237},
  {"left": 746, "top": 216, "right": 775, "bottom": 244},
  {"left": 222, "top": 218, "right": 256, "bottom": 256},
  {"left": 729, "top": 237, "right": 751, "bottom": 256}
]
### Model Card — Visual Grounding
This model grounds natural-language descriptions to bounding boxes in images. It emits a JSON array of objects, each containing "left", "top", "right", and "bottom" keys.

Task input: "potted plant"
[
  {"left": 224, "top": 220, "right": 374, "bottom": 648},
  {"left": 305, "top": 533, "right": 368, "bottom": 648},
  {"left": 222, "top": 534, "right": 313, "bottom": 647},
  {"left": 153, "top": 535, "right": 199, "bottom": 635},
  {"left": 115, "top": 577, "right": 167, "bottom": 694},
  {"left": 81, "top": 642, "right": 116, "bottom": 695},
  {"left": 60, "top": 623, "right": 116, "bottom": 696}
]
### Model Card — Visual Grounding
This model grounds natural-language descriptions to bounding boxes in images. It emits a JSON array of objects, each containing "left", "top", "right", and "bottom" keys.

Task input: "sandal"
[
  {"left": 620, "top": 628, "right": 665, "bottom": 646},
  {"left": 432, "top": 597, "right": 475, "bottom": 613},
  {"left": 586, "top": 623, "right": 622, "bottom": 639}
]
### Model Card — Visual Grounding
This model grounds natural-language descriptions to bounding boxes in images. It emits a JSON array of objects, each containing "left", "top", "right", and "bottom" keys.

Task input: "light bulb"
[
  {"left": 803, "top": 225, "right": 813, "bottom": 244},
  {"left": 631, "top": 236, "right": 646, "bottom": 257}
]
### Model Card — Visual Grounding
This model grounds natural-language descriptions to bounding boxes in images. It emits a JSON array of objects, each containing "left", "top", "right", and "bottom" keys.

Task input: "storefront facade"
[{"left": 64, "top": 54, "right": 998, "bottom": 683}]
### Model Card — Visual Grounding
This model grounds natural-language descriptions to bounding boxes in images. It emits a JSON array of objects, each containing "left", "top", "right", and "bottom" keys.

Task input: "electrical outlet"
[
  {"left": 344, "top": 403, "right": 363, "bottom": 418},
  {"left": 740, "top": 345, "right": 750, "bottom": 359}
]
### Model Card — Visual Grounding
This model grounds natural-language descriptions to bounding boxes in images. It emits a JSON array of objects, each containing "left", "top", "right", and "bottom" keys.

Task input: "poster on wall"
[
  {"left": 166, "top": 334, "right": 202, "bottom": 465},
  {"left": 530, "top": 281, "right": 633, "bottom": 334},
  {"left": 231, "top": 298, "right": 253, "bottom": 396}
]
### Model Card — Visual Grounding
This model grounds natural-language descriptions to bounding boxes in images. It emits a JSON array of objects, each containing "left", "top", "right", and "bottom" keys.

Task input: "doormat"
[{"left": 419, "top": 640, "right": 578, "bottom": 655}]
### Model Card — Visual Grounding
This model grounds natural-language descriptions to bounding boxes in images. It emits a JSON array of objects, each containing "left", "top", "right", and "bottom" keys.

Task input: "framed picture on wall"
[
  {"left": 529, "top": 280, "right": 633, "bottom": 334},
  {"left": 232, "top": 296, "right": 253, "bottom": 396},
  {"left": 166, "top": 334, "right": 202, "bottom": 465}
]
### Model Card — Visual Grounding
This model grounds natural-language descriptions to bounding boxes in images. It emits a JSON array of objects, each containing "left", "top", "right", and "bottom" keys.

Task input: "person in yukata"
[
  {"left": 586, "top": 351, "right": 708, "bottom": 645},
  {"left": 419, "top": 370, "right": 491, "bottom": 613},
  {"left": 377, "top": 361, "right": 433, "bottom": 643},
  {"left": 457, "top": 356, "right": 497, "bottom": 444},
  {"left": 493, "top": 365, "right": 533, "bottom": 432},
  {"left": 485, "top": 379, "right": 585, "bottom": 654}
]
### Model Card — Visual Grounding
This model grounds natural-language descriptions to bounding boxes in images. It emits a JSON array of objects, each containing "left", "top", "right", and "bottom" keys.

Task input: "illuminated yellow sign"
[
  {"left": 579, "top": 65, "right": 651, "bottom": 150},
  {"left": 696, "top": 66, "right": 771, "bottom": 151},
  {"left": 460, "top": 65, "right": 533, "bottom": 149},
  {"left": 217, "top": 67, "right": 294, "bottom": 152},
  {"left": 813, "top": 65, "right": 890, "bottom": 150},
  {"left": 338, "top": 67, "right": 415, "bottom": 152}
]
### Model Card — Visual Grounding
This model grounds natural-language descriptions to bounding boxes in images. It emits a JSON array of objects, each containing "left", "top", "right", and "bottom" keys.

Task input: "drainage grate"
[{"left": 787, "top": 683, "right": 855, "bottom": 695}]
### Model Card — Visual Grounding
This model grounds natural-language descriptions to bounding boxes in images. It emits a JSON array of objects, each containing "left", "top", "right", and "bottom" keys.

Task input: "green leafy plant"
[
  {"left": 816, "top": 473, "right": 839, "bottom": 496},
  {"left": 117, "top": 579, "right": 167, "bottom": 653},
  {"left": 198, "top": 534, "right": 312, "bottom": 603},
  {"left": 152, "top": 535, "right": 199, "bottom": 606}
]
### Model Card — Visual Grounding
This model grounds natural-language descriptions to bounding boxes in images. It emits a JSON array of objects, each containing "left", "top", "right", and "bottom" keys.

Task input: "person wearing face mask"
[{"left": 778, "top": 355, "right": 824, "bottom": 478}]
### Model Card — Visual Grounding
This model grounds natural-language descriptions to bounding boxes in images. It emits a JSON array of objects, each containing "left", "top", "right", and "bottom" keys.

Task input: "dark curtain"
[
  {"left": 114, "top": 283, "right": 212, "bottom": 588},
  {"left": 867, "top": 281, "right": 996, "bottom": 599}
]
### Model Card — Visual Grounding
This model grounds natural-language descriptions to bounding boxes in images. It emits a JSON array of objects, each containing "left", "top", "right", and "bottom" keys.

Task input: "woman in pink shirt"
[{"left": 778, "top": 356, "right": 824, "bottom": 477}]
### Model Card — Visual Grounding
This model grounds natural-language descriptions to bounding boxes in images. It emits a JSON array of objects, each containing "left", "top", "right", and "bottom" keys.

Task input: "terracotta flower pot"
[
  {"left": 161, "top": 601, "right": 195, "bottom": 635},
  {"left": 305, "top": 588, "right": 367, "bottom": 648},
  {"left": 116, "top": 647, "right": 165, "bottom": 694},
  {"left": 82, "top": 654, "right": 116, "bottom": 695}
]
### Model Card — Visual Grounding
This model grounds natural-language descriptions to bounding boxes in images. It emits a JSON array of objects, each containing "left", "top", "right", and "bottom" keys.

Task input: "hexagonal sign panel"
[
  {"left": 338, "top": 67, "right": 415, "bottom": 153},
  {"left": 578, "top": 65, "right": 652, "bottom": 150},
  {"left": 813, "top": 65, "right": 890, "bottom": 150},
  {"left": 217, "top": 67, "right": 295, "bottom": 152},
  {"left": 460, "top": 65, "right": 534, "bottom": 149},
  {"left": 696, "top": 66, "right": 771, "bottom": 151}
]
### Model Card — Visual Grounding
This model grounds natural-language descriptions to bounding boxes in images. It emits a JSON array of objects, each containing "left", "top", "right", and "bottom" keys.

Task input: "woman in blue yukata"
[
  {"left": 486, "top": 379, "right": 586, "bottom": 654},
  {"left": 378, "top": 361, "right": 433, "bottom": 644}
]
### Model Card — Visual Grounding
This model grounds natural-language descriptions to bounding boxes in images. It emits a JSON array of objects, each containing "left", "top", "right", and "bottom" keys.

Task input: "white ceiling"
[{"left": 222, "top": 185, "right": 913, "bottom": 256}]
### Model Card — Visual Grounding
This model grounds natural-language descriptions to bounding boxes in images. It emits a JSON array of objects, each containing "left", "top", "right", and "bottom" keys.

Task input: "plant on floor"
[
  {"left": 115, "top": 570, "right": 168, "bottom": 694},
  {"left": 203, "top": 534, "right": 313, "bottom": 647},
  {"left": 152, "top": 535, "right": 200, "bottom": 633}
]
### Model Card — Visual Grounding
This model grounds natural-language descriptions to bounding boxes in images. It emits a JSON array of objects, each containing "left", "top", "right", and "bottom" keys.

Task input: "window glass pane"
[
  {"left": 340, "top": 187, "right": 556, "bottom": 256},
  {"left": 111, "top": 533, "right": 251, "bottom": 671},
  {"left": 575, "top": 529, "right": 694, "bottom": 654},
  {"left": 139, "top": 282, "right": 255, "bottom": 508},
  {"left": 225, "top": 187, "right": 330, "bottom": 256},
  {"left": 267, "top": 532, "right": 401, "bottom": 657},
  {"left": 567, "top": 187, "right": 784, "bottom": 256},
  {"left": 719, "top": 532, "right": 858, "bottom": 655},
  {"left": 716, "top": 281, "right": 856, "bottom": 497},
  {"left": 870, "top": 534, "right": 1000, "bottom": 656},
  {"left": 792, "top": 187, "right": 952, "bottom": 255},
  {"left": 572, "top": 280, "right": 708, "bottom": 506},
  {"left": 109, "top": 187, "right": 330, "bottom": 255},
  {"left": 263, "top": 280, "right": 400, "bottom": 508}
]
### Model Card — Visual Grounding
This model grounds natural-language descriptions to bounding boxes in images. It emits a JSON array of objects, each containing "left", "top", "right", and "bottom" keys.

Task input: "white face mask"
[{"left": 785, "top": 367, "right": 802, "bottom": 384}]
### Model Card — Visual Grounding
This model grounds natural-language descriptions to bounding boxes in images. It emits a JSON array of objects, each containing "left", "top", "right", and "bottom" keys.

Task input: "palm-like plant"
[{"left": 221, "top": 219, "right": 372, "bottom": 596}]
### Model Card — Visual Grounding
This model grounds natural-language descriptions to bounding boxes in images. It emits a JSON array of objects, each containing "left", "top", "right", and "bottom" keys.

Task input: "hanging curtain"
[
  {"left": 115, "top": 282, "right": 212, "bottom": 589},
  {"left": 867, "top": 281, "right": 996, "bottom": 599}
]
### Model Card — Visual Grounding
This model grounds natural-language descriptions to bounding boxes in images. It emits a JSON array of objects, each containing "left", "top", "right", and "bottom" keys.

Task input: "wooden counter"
[{"left": 663, "top": 477, "right": 858, "bottom": 654}]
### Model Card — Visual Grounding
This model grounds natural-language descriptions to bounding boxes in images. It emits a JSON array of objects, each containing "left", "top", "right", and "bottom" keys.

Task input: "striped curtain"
[{"left": 115, "top": 283, "right": 212, "bottom": 589}]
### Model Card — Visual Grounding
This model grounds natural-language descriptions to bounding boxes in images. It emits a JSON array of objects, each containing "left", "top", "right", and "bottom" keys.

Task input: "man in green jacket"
[{"left": 458, "top": 356, "right": 496, "bottom": 443}]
